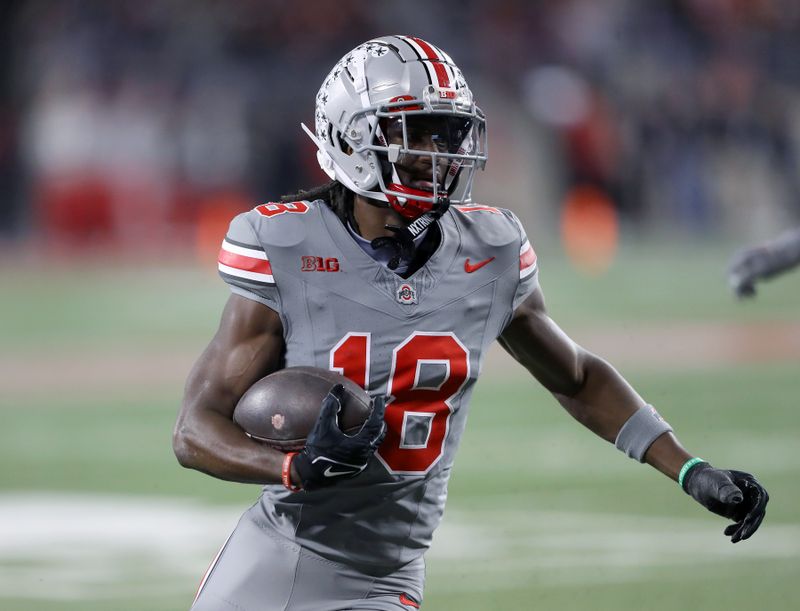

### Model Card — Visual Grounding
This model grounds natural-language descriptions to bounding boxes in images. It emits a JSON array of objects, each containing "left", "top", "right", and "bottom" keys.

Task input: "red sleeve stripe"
[
  {"left": 520, "top": 241, "right": 538, "bottom": 279},
  {"left": 218, "top": 239, "right": 274, "bottom": 283},
  {"left": 218, "top": 250, "right": 272, "bottom": 275}
]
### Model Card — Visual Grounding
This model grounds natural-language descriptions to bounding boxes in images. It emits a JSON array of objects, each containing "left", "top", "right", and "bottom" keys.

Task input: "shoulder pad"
[
  {"left": 225, "top": 211, "right": 261, "bottom": 247},
  {"left": 245, "top": 200, "right": 317, "bottom": 248},
  {"left": 450, "top": 204, "right": 522, "bottom": 248}
]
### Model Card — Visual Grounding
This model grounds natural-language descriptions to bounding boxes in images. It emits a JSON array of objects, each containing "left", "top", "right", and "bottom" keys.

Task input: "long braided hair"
[
  {"left": 280, "top": 180, "right": 354, "bottom": 227},
  {"left": 280, "top": 179, "right": 441, "bottom": 276}
]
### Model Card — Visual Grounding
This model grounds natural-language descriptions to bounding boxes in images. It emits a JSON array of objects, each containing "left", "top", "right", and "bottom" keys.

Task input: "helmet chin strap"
[
  {"left": 367, "top": 137, "right": 451, "bottom": 270},
  {"left": 370, "top": 202, "right": 449, "bottom": 270}
]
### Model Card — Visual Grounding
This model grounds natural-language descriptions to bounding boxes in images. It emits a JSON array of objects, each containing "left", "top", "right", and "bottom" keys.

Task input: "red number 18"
[{"left": 331, "top": 332, "right": 469, "bottom": 475}]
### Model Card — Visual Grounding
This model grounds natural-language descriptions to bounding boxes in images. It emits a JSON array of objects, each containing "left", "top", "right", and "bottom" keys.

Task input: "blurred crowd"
[{"left": 1, "top": 0, "right": 799, "bottom": 254}]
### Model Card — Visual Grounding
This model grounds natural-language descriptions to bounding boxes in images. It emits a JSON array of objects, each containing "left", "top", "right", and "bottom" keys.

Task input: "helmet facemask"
[{"left": 373, "top": 108, "right": 485, "bottom": 219}]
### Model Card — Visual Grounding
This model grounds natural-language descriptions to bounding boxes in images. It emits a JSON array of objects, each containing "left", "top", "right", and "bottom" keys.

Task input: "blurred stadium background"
[{"left": 1, "top": 1, "right": 798, "bottom": 610}]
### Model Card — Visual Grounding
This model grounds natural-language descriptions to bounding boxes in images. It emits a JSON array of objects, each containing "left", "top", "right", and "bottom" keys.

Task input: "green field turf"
[
  {"left": 2, "top": 240, "right": 800, "bottom": 351},
  {"left": 1, "top": 242, "right": 798, "bottom": 611},
  {"left": 1, "top": 366, "right": 798, "bottom": 611}
]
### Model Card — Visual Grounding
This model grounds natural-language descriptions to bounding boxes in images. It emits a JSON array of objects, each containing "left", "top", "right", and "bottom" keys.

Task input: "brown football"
[{"left": 232, "top": 367, "right": 372, "bottom": 451}]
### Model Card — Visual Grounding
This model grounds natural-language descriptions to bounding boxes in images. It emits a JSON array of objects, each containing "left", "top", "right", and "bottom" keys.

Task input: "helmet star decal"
[{"left": 366, "top": 43, "right": 388, "bottom": 57}]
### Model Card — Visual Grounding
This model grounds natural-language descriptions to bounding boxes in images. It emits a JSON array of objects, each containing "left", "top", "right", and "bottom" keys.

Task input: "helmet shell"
[{"left": 304, "top": 35, "right": 486, "bottom": 209}]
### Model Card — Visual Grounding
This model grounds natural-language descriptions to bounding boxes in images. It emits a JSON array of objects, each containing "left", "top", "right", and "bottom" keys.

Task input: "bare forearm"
[
  {"left": 552, "top": 352, "right": 644, "bottom": 441},
  {"left": 173, "top": 401, "right": 285, "bottom": 485},
  {"left": 173, "top": 295, "right": 288, "bottom": 485},
  {"left": 555, "top": 352, "right": 691, "bottom": 479},
  {"left": 503, "top": 287, "right": 768, "bottom": 542},
  {"left": 501, "top": 293, "right": 695, "bottom": 482},
  {"left": 641, "top": 432, "right": 692, "bottom": 480}
]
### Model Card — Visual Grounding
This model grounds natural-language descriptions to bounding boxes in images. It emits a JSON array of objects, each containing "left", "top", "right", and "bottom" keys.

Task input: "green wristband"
[{"left": 678, "top": 457, "right": 705, "bottom": 489}]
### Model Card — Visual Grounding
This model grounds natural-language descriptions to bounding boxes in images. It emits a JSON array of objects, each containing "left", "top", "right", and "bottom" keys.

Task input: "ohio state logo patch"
[{"left": 396, "top": 283, "right": 417, "bottom": 305}]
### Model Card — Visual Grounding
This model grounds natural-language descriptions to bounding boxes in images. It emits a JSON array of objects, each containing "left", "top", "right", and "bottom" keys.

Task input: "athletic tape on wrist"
[
  {"left": 614, "top": 405, "right": 673, "bottom": 462},
  {"left": 282, "top": 452, "right": 302, "bottom": 492}
]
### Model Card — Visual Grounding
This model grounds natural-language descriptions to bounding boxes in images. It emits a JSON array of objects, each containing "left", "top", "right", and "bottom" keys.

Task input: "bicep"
[
  {"left": 173, "top": 294, "right": 288, "bottom": 481},
  {"left": 498, "top": 288, "right": 586, "bottom": 396},
  {"left": 182, "top": 294, "right": 285, "bottom": 420}
]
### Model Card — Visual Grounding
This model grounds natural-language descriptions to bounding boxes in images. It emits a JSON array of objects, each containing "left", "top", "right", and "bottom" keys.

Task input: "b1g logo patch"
[
  {"left": 396, "top": 283, "right": 417, "bottom": 305},
  {"left": 301, "top": 256, "right": 340, "bottom": 272}
]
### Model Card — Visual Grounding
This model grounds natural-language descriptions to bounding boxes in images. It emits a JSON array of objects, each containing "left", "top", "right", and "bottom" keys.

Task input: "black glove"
[
  {"left": 682, "top": 462, "right": 769, "bottom": 543},
  {"left": 293, "top": 384, "right": 387, "bottom": 490}
]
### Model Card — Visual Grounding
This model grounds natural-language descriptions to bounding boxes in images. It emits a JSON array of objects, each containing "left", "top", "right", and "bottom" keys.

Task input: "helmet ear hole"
[{"left": 329, "top": 127, "right": 353, "bottom": 156}]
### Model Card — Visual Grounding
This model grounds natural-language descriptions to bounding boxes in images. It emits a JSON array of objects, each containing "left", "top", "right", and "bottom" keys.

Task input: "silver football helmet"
[{"left": 302, "top": 35, "right": 487, "bottom": 219}]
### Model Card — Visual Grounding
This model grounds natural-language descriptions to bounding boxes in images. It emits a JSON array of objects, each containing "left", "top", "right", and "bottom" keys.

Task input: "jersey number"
[
  {"left": 255, "top": 201, "right": 309, "bottom": 218},
  {"left": 331, "top": 332, "right": 469, "bottom": 475}
]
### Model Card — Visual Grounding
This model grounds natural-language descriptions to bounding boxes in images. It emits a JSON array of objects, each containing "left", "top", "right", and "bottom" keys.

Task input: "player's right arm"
[{"left": 172, "top": 294, "right": 288, "bottom": 485}]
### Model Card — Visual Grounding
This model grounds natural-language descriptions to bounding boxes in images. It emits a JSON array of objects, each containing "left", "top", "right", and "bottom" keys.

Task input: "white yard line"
[
  {"left": 429, "top": 507, "right": 800, "bottom": 589},
  {"left": 0, "top": 494, "right": 240, "bottom": 601},
  {"left": 0, "top": 493, "right": 797, "bottom": 601}
]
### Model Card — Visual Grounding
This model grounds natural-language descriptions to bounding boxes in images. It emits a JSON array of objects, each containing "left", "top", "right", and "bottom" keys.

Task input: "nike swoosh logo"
[
  {"left": 464, "top": 256, "right": 495, "bottom": 273},
  {"left": 323, "top": 465, "right": 356, "bottom": 477}
]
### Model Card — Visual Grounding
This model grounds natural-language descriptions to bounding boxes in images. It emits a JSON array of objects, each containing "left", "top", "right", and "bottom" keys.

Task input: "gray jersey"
[{"left": 217, "top": 199, "right": 539, "bottom": 572}]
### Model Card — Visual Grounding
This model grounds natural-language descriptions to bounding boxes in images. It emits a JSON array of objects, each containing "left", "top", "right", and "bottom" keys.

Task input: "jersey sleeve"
[
  {"left": 507, "top": 211, "right": 540, "bottom": 310},
  {"left": 217, "top": 212, "right": 281, "bottom": 312}
]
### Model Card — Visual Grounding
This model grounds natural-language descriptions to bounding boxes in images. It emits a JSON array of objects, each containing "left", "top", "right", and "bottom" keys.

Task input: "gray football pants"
[{"left": 190, "top": 504, "right": 425, "bottom": 611}]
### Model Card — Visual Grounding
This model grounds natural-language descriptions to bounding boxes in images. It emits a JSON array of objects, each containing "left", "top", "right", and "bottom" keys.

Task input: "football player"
[
  {"left": 174, "top": 36, "right": 769, "bottom": 611},
  {"left": 729, "top": 227, "right": 800, "bottom": 298}
]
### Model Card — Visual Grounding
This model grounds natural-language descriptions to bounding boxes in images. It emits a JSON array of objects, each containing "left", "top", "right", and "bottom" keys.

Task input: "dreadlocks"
[
  {"left": 280, "top": 179, "right": 441, "bottom": 278},
  {"left": 281, "top": 181, "right": 354, "bottom": 228}
]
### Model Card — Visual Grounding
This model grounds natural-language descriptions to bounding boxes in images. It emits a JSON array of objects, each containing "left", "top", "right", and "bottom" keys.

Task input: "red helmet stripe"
[
  {"left": 442, "top": 62, "right": 457, "bottom": 86},
  {"left": 395, "top": 36, "right": 437, "bottom": 86},
  {"left": 409, "top": 36, "right": 451, "bottom": 89},
  {"left": 430, "top": 61, "right": 451, "bottom": 89},
  {"left": 410, "top": 36, "right": 443, "bottom": 60}
]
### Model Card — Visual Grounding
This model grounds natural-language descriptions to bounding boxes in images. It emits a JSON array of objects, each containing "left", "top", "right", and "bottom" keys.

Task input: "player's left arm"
[{"left": 499, "top": 287, "right": 769, "bottom": 542}]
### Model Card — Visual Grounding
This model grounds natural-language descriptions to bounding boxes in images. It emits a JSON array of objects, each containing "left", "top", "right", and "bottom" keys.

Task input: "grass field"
[{"left": 1, "top": 240, "right": 798, "bottom": 611}]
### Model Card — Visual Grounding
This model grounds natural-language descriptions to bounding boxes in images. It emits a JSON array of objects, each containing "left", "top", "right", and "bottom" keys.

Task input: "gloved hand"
[
  {"left": 682, "top": 461, "right": 769, "bottom": 543},
  {"left": 728, "top": 246, "right": 771, "bottom": 298},
  {"left": 293, "top": 384, "right": 387, "bottom": 490},
  {"left": 728, "top": 229, "right": 800, "bottom": 298}
]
